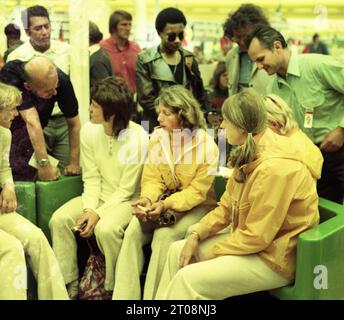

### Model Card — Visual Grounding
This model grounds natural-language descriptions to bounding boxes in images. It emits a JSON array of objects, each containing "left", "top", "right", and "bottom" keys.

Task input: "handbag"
[{"left": 78, "top": 236, "right": 111, "bottom": 300}]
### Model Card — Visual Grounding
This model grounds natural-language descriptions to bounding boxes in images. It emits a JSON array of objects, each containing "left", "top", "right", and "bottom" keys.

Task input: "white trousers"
[
  {"left": 156, "top": 233, "right": 291, "bottom": 300},
  {"left": 113, "top": 204, "right": 214, "bottom": 300},
  {"left": 0, "top": 213, "right": 68, "bottom": 300},
  {"left": 49, "top": 196, "right": 132, "bottom": 291}
]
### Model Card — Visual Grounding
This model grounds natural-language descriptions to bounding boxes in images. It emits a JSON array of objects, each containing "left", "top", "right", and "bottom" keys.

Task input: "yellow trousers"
[
  {"left": 113, "top": 204, "right": 215, "bottom": 300},
  {"left": 0, "top": 213, "right": 69, "bottom": 300},
  {"left": 156, "top": 233, "right": 291, "bottom": 300}
]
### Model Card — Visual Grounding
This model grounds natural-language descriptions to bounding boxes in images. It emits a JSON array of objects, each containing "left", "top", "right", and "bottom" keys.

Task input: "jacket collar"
[
  {"left": 141, "top": 46, "right": 192, "bottom": 84},
  {"left": 141, "top": 45, "right": 193, "bottom": 63}
]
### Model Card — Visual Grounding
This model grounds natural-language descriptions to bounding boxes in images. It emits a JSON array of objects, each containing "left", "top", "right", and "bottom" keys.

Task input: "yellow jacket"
[
  {"left": 141, "top": 128, "right": 219, "bottom": 212},
  {"left": 195, "top": 128, "right": 321, "bottom": 280},
  {"left": 287, "top": 128, "right": 323, "bottom": 180}
]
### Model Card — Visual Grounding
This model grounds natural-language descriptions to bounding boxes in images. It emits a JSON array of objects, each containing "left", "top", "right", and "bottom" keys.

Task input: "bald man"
[{"left": 0, "top": 56, "right": 80, "bottom": 181}]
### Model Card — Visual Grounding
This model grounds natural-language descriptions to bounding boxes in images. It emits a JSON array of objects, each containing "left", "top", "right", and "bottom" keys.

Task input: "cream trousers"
[
  {"left": 0, "top": 213, "right": 68, "bottom": 300},
  {"left": 113, "top": 204, "right": 215, "bottom": 300},
  {"left": 49, "top": 196, "right": 132, "bottom": 291},
  {"left": 156, "top": 233, "right": 291, "bottom": 300}
]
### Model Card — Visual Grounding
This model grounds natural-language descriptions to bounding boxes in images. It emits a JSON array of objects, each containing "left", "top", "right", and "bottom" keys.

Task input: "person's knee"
[
  {"left": 152, "top": 227, "right": 177, "bottom": 244},
  {"left": 172, "top": 264, "right": 195, "bottom": 286},
  {"left": 122, "top": 219, "right": 142, "bottom": 241},
  {"left": 95, "top": 222, "right": 123, "bottom": 241},
  {"left": 49, "top": 209, "right": 70, "bottom": 231},
  {"left": 25, "top": 226, "right": 47, "bottom": 245}
]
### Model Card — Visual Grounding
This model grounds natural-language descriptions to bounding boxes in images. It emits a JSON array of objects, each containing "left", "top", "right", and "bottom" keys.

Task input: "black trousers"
[{"left": 317, "top": 144, "right": 344, "bottom": 204}]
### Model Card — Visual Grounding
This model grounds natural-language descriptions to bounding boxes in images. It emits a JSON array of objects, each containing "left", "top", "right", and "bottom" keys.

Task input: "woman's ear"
[{"left": 269, "top": 120, "right": 282, "bottom": 133}]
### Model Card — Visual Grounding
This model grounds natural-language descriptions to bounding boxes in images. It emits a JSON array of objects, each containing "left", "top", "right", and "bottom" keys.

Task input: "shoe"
[{"left": 67, "top": 280, "right": 79, "bottom": 300}]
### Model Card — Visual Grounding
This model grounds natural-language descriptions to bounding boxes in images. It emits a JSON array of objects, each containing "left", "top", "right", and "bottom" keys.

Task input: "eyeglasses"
[{"left": 167, "top": 31, "right": 184, "bottom": 42}]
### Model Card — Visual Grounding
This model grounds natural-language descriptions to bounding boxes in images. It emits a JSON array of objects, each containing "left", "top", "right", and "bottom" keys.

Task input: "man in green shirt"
[{"left": 245, "top": 25, "right": 344, "bottom": 203}]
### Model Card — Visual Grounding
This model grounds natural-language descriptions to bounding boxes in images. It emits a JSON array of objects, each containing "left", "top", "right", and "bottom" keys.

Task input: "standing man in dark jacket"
[
  {"left": 89, "top": 21, "right": 113, "bottom": 88},
  {"left": 136, "top": 7, "right": 210, "bottom": 132}
]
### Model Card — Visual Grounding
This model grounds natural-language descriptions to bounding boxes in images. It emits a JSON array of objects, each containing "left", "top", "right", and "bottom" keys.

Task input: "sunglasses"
[{"left": 167, "top": 31, "right": 184, "bottom": 42}]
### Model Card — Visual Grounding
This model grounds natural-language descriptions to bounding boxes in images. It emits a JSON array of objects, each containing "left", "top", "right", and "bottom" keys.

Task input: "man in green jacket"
[{"left": 223, "top": 4, "right": 272, "bottom": 96}]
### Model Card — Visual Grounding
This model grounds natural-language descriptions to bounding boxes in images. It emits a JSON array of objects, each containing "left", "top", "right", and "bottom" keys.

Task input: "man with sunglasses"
[
  {"left": 223, "top": 4, "right": 272, "bottom": 96},
  {"left": 136, "top": 7, "right": 210, "bottom": 132},
  {"left": 0, "top": 56, "right": 80, "bottom": 182}
]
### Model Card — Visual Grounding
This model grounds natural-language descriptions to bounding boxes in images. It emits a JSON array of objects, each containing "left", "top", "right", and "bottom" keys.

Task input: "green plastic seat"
[
  {"left": 36, "top": 175, "right": 83, "bottom": 242},
  {"left": 214, "top": 175, "right": 227, "bottom": 202},
  {"left": 15, "top": 181, "right": 36, "bottom": 224},
  {"left": 270, "top": 198, "right": 344, "bottom": 300},
  {"left": 14, "top": 181, "right": 37, "bottom": 299}
]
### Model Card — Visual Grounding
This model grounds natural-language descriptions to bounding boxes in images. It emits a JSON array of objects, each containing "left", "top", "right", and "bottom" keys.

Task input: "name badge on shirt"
[{"left": 304, "top": 110, "right": 314, "bottom": 128}]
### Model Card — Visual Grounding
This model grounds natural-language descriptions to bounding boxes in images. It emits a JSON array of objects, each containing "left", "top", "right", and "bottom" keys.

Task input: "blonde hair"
[
  {"left": 155, "top": 85, "right": 206, "bottom": 130},
  {"left": 264, "top": 94, "right": 298, "bottom": 135},
  {"left": 0, "top": 82, "right": 22, "bottom": 110},
  {"left": 222, "top": 88, "right": 267, "bottom": 182}
]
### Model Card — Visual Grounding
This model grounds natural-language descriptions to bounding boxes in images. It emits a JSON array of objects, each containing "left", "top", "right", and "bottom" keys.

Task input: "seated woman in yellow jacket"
[
  {"left": 0, "top": 82, "right": 68, "bottom": 300},
  {"left": 264, "top": 94, "right": 323, "bottom": 179},
  {"left": 113, "top": 85, "right": 219, "bottom": 300},
  {"left": 156, "top": 88, "right": 320, "bottom": 300}
]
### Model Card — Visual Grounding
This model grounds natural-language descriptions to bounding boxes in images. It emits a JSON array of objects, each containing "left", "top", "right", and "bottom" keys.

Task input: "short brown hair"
[
  {"left": 91, "top": 76, "right": 134, "bottom": 137},
  {"left": 109, "top": 10, "right": 132, "bottom": 34}
]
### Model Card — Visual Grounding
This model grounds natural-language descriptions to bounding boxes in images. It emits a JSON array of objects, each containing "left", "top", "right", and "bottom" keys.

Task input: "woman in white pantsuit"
[
  {"left": 156, "top": 88, "right": 320, "bottom": 299},
  {"left": 0, "top": 82, "right": 68, "bottom": 300},
  {"left": 113, "top": 85, "right": 219, "bottom": 300},
  {"left": 49, "top": 77, "right": 149, "bottom": 298}
]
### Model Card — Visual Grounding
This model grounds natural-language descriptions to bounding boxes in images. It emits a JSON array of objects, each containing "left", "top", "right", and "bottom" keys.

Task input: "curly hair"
[
  {"left": 223, "top": 4, "right": 269, "bottom": 40},
  {"left": 155, "top": 7, "right": 187, "bottom": 33},
  {"left": 155, "top": 85, "right": 206, "bottom": 130},
  {"left": 91, "top": 76, "right": 134, "bottom": 137}
]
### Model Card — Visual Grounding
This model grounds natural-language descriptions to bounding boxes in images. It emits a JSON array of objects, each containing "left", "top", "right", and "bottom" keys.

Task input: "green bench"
[
  {"left": 270, "top": 198, "right": 344, "bottom": 300},
  {"left": 214, "top": 176, "right": 344, "bottom": 300},
  {"left": 15, "top": 176, "right": 83, "bottom": 299},
  {"left": 36, "top": 175, "right": 83, "bottom": 241},
  {"left": 15, "top": 181, "right": 36, "bottom": 224}
]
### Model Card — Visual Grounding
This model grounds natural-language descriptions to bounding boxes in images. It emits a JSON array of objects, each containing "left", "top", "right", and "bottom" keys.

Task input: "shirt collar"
[
  {"left": 25, "top": 39, "right": 56, "bottom": 55},
  {"left": 286, "top": 50, "right": 300, "bottom": 78},
  {"left": 110, "top": 36, "right": 129, "bottom": 52},
  {"left": 89, "top": 43, "right": 100, "bottom": 55}
]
